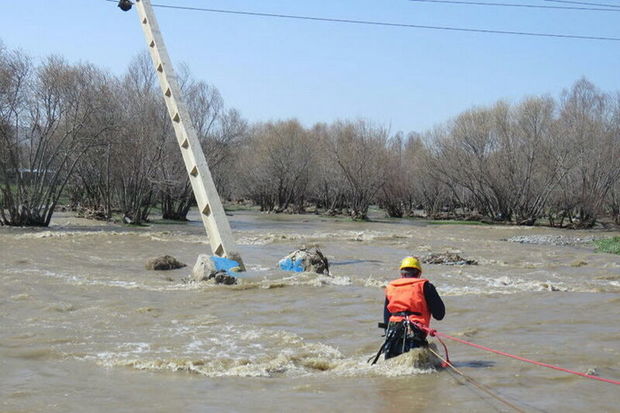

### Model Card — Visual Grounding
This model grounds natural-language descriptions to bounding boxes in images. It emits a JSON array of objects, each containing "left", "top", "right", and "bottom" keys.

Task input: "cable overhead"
[
  {"left": 545, "top": 0, "right": 620, "bottom": 8},
  {"left": 410, "top": 0, "right": 620, "bottom": 12},
  {"left": 104, "top": 0, "right": 620, "bottom": 42}
]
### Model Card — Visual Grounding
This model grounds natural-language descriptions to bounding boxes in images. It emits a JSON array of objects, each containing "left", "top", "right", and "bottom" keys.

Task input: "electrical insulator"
[{"left": 118, "top": 0, "right": 133, "bottom": 11}]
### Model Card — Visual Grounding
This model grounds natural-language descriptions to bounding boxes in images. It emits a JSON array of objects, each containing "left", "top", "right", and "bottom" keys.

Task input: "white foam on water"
[
  {"left": 92, "top": 344, "right": 440, "bottom": 378},
  {"left": 14, "top": 265, "right": 350, "bottom": 294},
  {"left": 92, "top": 345, "right": 438, "bottom": 378},
  {"left": 330, "top": 348, "right": 441, "bottom": 377},
  {"left": 16, "top": 230, "right": 107, "bottom": 239},
  {"left": 362, "top": 277, "right": 388, "bottom": 288},
  {"left": 235, "top": 229, "right": 418, "bottom": 246},
  {"left": 267, "top": 273, "right": 352, "bottom": 288},
  {"left": 438, "top": 271, "right": 576, "bottom": 295},
  {"left": 195, "top": 273, "right": 354, "bottom": 290},
  {"left": 119, "top": 342, "right": 151, "bottom": 353},
  {"left": 79, "top": 319, "right": 444, "bottom": 379},
  {"left": 246, "top": 264, "right": 272, "bottom": 272},
  {"left": 8, "top": 264, "right": 619, "bottom": 296},
  {"left": 14, "top": 229, "right": 210, "bottom": 244},
  {"left": 9, "top": 267, "right": 187, "bottom": 292},
  {"left": 184, "top": 339, "right": 205, "bottom": 353},
  {"left": 10, "top": 293, "right": 31, "bottom": 301},
  {"left": 85, "top": 325, "right": 335, "bottom": 377},
  {"left": 359, "top": 271, "right": 581, "bottom": 296}
]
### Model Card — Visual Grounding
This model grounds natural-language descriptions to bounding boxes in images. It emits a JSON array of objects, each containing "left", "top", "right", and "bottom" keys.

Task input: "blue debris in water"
[
  {"left": 210, "top": 256, "right": 242, "bottom": 276},
  {"left": 278, "top": 257, "right": 305, "bottom": 272}
]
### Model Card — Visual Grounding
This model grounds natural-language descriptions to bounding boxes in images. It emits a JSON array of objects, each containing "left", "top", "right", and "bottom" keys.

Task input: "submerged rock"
[
  {"left": 191, "top": 254, "right": 217, "bottom": 281},
  {"left": 212, "top": 271, "right": 238, "bottom": 285},
  {"left": 145, "top": 255, "right": 187, "bottom": 271},
  {"left": 278, "top": 247, "right": 330, "bottom": 275},
  {"left": 422, "top": 253, "right": 477, "bottom": 266},
  {"left": 190, "top": 254, "right": 239, "bottom": 285}
]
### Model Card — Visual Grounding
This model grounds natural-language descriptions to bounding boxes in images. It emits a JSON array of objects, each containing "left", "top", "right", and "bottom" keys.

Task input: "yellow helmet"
[{"left": 400, "top": 256, "right": 422, "bottom": 271}]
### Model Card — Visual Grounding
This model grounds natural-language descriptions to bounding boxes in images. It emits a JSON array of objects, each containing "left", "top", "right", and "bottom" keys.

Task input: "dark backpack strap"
[{"left": 369, "top": 324, "right": 403, "bottom": 365}]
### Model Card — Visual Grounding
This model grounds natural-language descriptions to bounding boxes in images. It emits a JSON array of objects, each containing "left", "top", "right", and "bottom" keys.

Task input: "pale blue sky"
[{"left": 1, "top": 0, "right": 618, "bottom": 133}]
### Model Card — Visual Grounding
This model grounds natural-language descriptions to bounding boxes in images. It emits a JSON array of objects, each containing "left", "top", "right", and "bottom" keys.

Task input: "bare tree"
[
  {"left": 0, "top": 48, "right": 114, "bottom": 226},
  {"left": 423, "top": 98, "right": 572, "bottom": 224},
  {"left": 154, "top": 65, "right": 247, "bottom": 220},
  {"left": 207, "top": 108, "right": 248, "bottom": 201},
  {"left": 492, "top": 97, "right": 562, "bottom": 225},
  {"left": 111, "top": 53, "right": 167, "bottom": 225},
  {"left": 68, "top": 75, "right": 123, "bottom": 220},
  {"left": 411, "top": 132, "right": 459, "bottom": 218},
  {"left": 555, "top": 78, "right": 620, "bottom": 228},
  {"left": 238, "top": 119, "right": 315, "bottom": 212},
  {"left": 307, "top": 122, "right": 348, "bottom": 214},
  {"left": 325, "top": 119, "right": 388, "bottom": 220},
  {"left": 0, "top": 46, "right": 31, "bottom": 225},
  {"left": 426, "top": 107, "right": 514, "bottom": 221},
  {"left": 378, "top": 132, "right": 421, "bottom": 218},
  {"left": 606, "top": 92, "right": 620, "bottom": 225}
]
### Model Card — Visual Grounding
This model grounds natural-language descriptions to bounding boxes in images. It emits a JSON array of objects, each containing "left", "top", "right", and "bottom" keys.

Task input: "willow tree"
[
  {"left": 0, "top": 47, "right": 113, "bottom": 226},
  {"left": 238, "top": 119, "right": 315, "bottom": 212},
  {"left": 325, "top": 119, "right": 389, "bottom": 220},
  {"left": 555, "top": 79, "right": 620, "bottom": 228}
]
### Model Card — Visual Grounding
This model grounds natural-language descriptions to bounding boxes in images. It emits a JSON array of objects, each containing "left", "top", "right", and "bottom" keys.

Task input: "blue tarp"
[
  {"left": 278, "top": 257, "right": 305, "bottom": 272},
  {"left": 211, "top": 256, "right": 242, "bottom": 276}
]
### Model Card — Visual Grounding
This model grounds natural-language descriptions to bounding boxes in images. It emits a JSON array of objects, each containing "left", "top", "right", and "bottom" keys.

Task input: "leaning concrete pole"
[{"left": 132, "top": 0, "right": 244, "bottom": 270}]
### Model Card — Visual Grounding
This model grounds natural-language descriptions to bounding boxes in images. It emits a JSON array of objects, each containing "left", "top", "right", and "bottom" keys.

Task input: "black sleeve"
[
  {"left": 424, "top": 282, "right": 445, "bottom": 320},
  {"left": 383, "top": 297, "right": 390, "bottom": 325}
]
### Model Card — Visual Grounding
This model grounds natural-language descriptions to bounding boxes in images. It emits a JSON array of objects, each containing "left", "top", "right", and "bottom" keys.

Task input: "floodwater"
[{"left": 1, "top": 210, "right": 619, "bottom": 412}]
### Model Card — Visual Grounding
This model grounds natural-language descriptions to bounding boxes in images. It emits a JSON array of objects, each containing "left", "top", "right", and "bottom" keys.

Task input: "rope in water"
[
  {"left": 426, "top": 346, "right": 527, "bottom": 413},
  {"left": 422, "top": 326, "right": 620, "bottom": 386}
]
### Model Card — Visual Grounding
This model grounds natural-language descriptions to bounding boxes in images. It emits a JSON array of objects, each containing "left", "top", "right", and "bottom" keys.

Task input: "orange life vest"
[{"left": 385, "top": 277, "right": 431, "bottom": 328}]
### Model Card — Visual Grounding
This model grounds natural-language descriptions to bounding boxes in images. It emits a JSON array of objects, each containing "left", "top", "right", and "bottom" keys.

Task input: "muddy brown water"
[{"left": 1, "top": 211, "right": 619, "bottom": 412}]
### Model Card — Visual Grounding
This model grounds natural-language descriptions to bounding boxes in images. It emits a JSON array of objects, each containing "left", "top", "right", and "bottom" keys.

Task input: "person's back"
[{"left": 383, "top": 257, "right": 445, "bottom": 359}]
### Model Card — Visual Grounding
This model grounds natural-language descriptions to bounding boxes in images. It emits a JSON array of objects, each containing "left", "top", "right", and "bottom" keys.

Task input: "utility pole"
[{"left": 119, "top": 0, "right": 244, "bottom": 270}]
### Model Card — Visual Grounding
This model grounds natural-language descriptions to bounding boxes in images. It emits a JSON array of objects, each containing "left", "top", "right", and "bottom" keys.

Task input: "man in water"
[{"left": 383, "top": 256, "right": 445, "bottom": 359}]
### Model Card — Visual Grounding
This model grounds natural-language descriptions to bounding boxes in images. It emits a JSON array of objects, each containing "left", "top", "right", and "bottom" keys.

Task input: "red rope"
[
  {"left": 435, "top": 335, "right": 451, "bottom": 368},
  {"left": 421, "top": 326, "right": 620, "bottom": 386},
  {"left": 427, "top": 346, "right": 527, "bottom": 413}
]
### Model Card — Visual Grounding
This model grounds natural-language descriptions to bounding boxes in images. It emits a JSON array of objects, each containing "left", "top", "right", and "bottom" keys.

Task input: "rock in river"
[
  {"left": 145, "top": 255, "right": 187, "bottom": 271},
  {"left": 278, "top": 247, "right": 330, "bottom": 275}
]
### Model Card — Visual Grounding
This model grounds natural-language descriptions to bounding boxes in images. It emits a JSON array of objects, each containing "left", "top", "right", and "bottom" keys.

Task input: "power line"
[
  {"left": 410, "top": 0, "right": 620, "bottom": 12},
  {"left": 545, "top": 0, "right": 620, "bottom": 8},
  {"left": 105, "top": 1, "right": 620, "bottom": 42}
]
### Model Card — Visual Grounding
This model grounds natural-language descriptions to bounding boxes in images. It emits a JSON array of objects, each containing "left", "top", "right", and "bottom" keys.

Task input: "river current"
[{"left": 1, "top": 211, "right": 619, "bottom": 412}]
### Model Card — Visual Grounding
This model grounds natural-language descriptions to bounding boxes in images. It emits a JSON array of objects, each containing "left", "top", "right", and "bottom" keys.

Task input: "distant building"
[{"left": 7, "top": 168, "right": 52, "bottom": 182}]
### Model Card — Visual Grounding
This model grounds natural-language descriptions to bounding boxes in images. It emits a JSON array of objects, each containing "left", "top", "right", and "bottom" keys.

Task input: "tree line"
[
  {"left": 1, "top": 43, "right": 618, "bottom": 228},
  {"left": 0, "top": 46, "right": 244, "bottom": 226}
]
